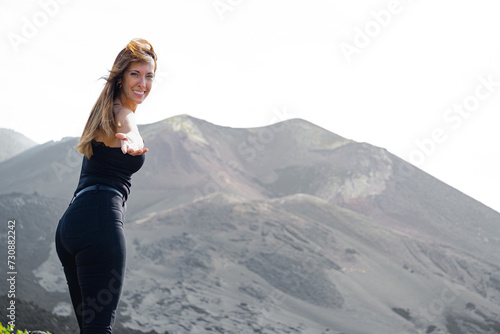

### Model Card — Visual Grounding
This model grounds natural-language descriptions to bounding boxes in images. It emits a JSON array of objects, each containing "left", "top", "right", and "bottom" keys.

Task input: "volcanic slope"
[{"left": 0, "top": 115, "right": 499, "bottom": 333}]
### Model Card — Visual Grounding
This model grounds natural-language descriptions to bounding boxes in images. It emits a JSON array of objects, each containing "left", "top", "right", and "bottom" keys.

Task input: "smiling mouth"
[{"left": 133, "top": 90, "right": 145, "bottom": 97}]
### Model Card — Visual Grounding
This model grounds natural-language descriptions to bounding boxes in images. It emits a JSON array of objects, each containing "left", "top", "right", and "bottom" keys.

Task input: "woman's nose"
[{"left": 138, "top": 76, "right": 146, "bottom": 88}]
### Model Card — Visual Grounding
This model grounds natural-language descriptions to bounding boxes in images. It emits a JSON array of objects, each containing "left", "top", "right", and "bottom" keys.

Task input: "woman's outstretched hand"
[{"left": 115, "top": 133, "right": 148, "bottom": 155}]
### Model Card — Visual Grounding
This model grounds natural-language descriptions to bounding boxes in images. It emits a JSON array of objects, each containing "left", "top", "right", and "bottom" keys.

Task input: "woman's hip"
[{"left": 56, "top": 191, "right": 126, "bottom": 253}]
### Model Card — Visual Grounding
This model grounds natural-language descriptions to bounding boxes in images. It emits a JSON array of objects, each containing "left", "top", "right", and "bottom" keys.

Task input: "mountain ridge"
[
  {"left": 1, "top": 114, "right": 499, "bottom": 333},
  {"left": 0, "top": 128, "right": 38, "bottom": 163}
]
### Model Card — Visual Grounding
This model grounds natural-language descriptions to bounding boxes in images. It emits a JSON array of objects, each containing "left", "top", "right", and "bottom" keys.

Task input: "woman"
[{"left": 55, "top": 38, "right": 157, "bottom": 333}]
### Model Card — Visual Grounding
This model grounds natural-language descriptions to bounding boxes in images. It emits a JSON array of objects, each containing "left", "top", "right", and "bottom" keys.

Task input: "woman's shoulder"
[
  {"left": 94, "top": 130, "right": 121, "bottom": 148},
  {"left": 113, "top": 104, "right": 137, "bottom": 129},
  {"left": 113, "top": 104, "right": 134, "bottom": 118}
]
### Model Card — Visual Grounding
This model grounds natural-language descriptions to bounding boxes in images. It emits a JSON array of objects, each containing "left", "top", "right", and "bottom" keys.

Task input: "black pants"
[{"left": 55, "top": 187, "right": 126, "bottom": 333}]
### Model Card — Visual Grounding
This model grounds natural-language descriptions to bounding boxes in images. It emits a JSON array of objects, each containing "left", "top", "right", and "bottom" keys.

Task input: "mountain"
[
  {"left": 0, "top": 115, "right": 499, "bottom": 333},
  {"left": 0, "top": 128, "right": 38, "bottom": 163}
]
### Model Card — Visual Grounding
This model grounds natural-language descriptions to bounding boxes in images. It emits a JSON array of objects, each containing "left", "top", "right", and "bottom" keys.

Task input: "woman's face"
[{"left": 118, "top": 59, "right": 155, "bottom": 111}]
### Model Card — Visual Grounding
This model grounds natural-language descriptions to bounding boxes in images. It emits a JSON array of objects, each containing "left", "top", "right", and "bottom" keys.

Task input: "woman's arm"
[{"left": 114, "top": 107, "right": 148, "bottom": 155}]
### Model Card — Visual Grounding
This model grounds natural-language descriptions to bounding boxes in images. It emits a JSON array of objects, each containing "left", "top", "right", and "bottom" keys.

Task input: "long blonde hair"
[{"left": 76, "top": 38, "right": 157, "bottom": 158}]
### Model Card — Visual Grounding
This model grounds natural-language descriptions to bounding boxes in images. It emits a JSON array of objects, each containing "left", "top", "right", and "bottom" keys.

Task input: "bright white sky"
[{"left": 1, "top": 0, "right": 499, "bottom": 213}]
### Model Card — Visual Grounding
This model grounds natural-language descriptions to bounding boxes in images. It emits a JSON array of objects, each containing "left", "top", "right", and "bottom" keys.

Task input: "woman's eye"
[{"left": 131, "top": 72, "right": 139, "bottom": 77}]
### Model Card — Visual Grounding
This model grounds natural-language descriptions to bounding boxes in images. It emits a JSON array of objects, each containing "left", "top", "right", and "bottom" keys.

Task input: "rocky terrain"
[{"left": 1, "top": 115, "right": 499, "bottom": 333}]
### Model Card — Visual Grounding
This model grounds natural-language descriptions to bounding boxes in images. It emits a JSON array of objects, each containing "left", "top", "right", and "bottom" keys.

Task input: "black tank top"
[{"left": 75, "top": 140, "right": 145, "bottom": 200}]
